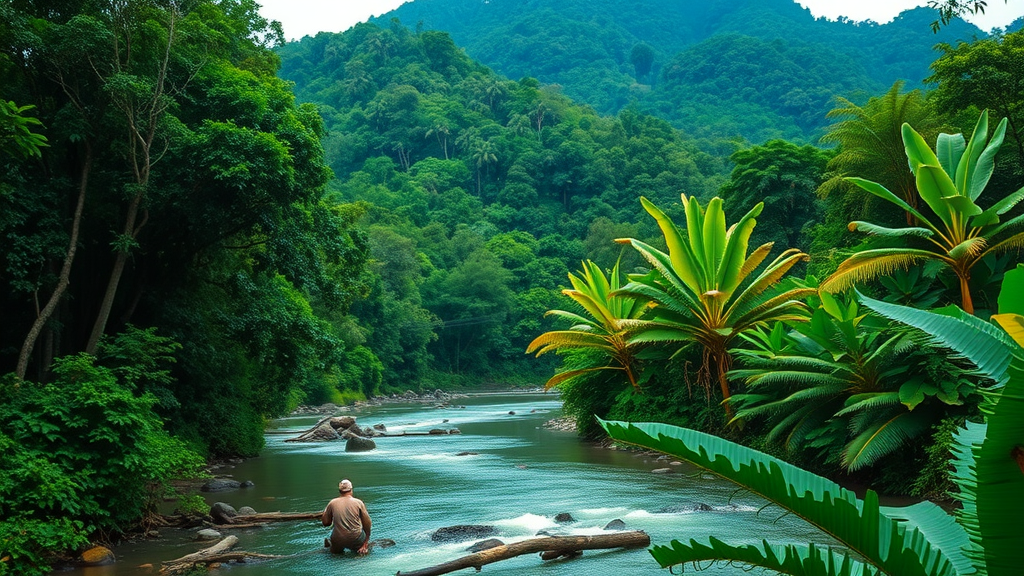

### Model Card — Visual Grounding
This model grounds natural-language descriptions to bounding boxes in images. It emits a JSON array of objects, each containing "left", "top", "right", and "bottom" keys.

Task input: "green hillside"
[{"left": 373, "top": 0, "right": 989, "bottom": 141}]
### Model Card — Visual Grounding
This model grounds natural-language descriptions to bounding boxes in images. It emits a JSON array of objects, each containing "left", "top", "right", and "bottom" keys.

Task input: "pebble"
[{"left": 652, "top": 468, "right": 672, "bottom": 474}]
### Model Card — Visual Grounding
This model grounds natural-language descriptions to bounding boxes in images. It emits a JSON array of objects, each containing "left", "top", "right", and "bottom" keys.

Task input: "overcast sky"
[{"left": 258, "top": 0, "right": 1023, "bottom": 41}]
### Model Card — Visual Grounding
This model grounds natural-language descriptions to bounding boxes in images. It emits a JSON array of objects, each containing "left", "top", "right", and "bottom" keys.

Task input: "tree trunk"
[
  {"left": 16, "top": 147, "right": 92, "bottom": 379},
  {"left": 715, "top": 348, "right": 734, "bottom": 419},
  {"left": 959, "top": 271, "right": 974, "bottom": 314},
  {"left": 395, "top": 531, "right": 650, "bottom": 576},
  {"left": 85, "top": 194, "right": 144, "bottom": 353}
]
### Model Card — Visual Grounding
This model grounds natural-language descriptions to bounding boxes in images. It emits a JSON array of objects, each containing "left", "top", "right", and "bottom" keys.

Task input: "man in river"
[{"left": 322, "top": 479, "right": 372, "bottom": 555}]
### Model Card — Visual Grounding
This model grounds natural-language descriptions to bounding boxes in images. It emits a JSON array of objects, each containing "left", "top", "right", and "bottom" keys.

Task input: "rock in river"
[
  {"left": 329, "top": 416, "right": 356, "bottom": 430},
  {"left": 431, "top": 525, "right": 497, "bottom": 542},
  {"left": 77, "top": 546, "right": 115, "bottom": 566},
  {"left": 237, "top": 506, "right": 257, "bottom": 516},
  {"left": 466, "top": 538, "right": 505, "bottom": 552},
  {"left": 554, "top": 512, "right": 576, "bottom": 524},
  {"left": 346, "top": 435, "right": 377, "bottom": 452},
  {"left": 201, "top": 478, "right": 241, "bottom": 492},
  {"left": 196, "top": 529, "right": 222, "bottom": 541},
  {"left": 210, "top": 502, "right": 238, "bottom": 524}
]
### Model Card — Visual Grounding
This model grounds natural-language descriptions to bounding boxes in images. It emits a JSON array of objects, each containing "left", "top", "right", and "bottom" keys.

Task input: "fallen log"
[
  {"left": 395, "top": 531, "right": 650, "bottom": 576},
  {"left": 215, "top": 511, "right": 322, "bottom": 525},
  {"left": 283, "top": 416, "right": 333, "bottom": 442},
  {"left": 160, "top": 536, "right": 288, "bottom": 575}
]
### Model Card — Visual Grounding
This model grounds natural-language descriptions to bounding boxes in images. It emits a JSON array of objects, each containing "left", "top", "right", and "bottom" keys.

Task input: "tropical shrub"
[
  {"left": 615, "top": 195, "right": 814, "bottom": 416},
  {"left": 730, "top": 290, "right": 981, "bottom": 471},
  {"left": 600, "top": 265, "right": 1024, "bottom": 575},
  {"left": 0, "top": 352, "right": 203, "bottom": 575},
  {"left": 527, "top": 260, "right": 648, "bottom": 390},
  {"left": 821, "top": 111, "right": 1024, "bottom": 313}
]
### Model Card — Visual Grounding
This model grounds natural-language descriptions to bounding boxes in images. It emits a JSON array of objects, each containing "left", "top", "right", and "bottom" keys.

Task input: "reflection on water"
[{"left": 68, "top": 393, "right": 838, "bottom": 575}]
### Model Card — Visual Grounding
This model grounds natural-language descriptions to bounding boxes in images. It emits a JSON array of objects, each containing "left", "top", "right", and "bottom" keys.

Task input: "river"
[{"left": 70, "top": 392, "right": 837, "bottom": 575}]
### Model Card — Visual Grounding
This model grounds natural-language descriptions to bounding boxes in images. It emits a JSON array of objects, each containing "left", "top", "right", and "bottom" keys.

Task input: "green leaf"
[
  {"left": 936, "top": 132, "right": 966, "bottom": 178},
  {"left": 849, "top": 222, "right": 934, "bottom": 237},
  {"left": 967, "top": 118, "right": 1007, "bottom": 200},
  {"left": 599, "top": 419, "right": 964, "bottom": 576},
  {"left": 858, "top": 292, "right": 1014, "bottom": 386},
  {"left": 845, "top": 177, "right": 933, "bottom": 227},
  {"left": 971, "top": 185, "right": 1024, "bottom": 227},
  {"left": 997, "top": 265, "right": 1024, "bottom": 317}
]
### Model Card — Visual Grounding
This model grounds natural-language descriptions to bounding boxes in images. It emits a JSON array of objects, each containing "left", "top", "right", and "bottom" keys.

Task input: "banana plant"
[
  {"left": 730, "top": 290, "right": 978, "bottom": 471},
  {"left": 821, "top": 111, "right": 1024, "bottom": 314},
  {"left": 614, "top": 195, "right": 814, "bottom": 416},
  {"left": 526, "top": 260, "right": 649, "bottom": 390},
  {"left": 601, "top": 264, "right": 1024, "bottom": 576}
]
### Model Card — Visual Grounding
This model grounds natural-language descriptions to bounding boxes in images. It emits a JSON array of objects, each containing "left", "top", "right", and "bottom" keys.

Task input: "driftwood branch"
[
  {"left": 160, "top": 536, "right": 288, "bottom": 575},
  {"left": 395, "top": 531, "right": 650, "bottom": 576}
]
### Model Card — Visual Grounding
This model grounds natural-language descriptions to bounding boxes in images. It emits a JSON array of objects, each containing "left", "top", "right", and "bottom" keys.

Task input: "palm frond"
[
  {"left": 842, "top": 408, "right": 933, "bottom": 471},
  {"left": 821, "top": 249, "right": 944, "bottom": 293}
]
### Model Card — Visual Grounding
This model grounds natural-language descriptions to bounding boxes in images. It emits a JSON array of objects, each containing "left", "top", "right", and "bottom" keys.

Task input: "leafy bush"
[{"left": 0, "top": 352, "right": 203, "bottom": 575}]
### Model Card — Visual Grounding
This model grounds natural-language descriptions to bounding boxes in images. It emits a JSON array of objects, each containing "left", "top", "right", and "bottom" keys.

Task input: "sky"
[{"left": 257, "top": 0, "right": 1024, "bottom": 41}]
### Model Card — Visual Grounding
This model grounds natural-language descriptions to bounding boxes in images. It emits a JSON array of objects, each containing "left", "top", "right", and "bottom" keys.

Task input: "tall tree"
[{"left": 819, "top": 81, "right": 945, "bottom": 223}]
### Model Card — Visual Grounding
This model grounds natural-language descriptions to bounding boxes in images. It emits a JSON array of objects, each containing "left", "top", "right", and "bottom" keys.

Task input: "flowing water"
[{"left": 70, "top": 392, "right": 837, "bottom": 575}]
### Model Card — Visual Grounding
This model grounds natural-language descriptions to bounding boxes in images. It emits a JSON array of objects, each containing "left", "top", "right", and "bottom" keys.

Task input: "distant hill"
[{"left": 372, "top": 0, "right": 988, "bottom": 142}]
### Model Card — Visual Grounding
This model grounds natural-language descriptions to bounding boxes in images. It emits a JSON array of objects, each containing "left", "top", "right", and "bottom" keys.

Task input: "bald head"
[{"left": 338, "top": 479, "right": 353, "bottom": 494}]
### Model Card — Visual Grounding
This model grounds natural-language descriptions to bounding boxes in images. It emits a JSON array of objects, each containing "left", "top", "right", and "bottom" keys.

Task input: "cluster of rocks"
[
  {"left": 295, "top": 416, "right": 382, "bottom": 452},
  {"left": 290, "top": 389, "right": 471, "bottom": 417},
  {"left": 542, "top": 417, "right": 577, "bottom": 432}
]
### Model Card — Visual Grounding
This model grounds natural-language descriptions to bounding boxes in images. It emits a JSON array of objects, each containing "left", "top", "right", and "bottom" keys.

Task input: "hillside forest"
[{"left": 2, "top": 0, "right": 1024, "bottom": 573}]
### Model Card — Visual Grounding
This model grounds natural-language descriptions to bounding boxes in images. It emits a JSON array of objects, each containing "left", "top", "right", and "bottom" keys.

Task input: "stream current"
[{"left": 68, "top": 392, "right": 837, "bottom": 575}]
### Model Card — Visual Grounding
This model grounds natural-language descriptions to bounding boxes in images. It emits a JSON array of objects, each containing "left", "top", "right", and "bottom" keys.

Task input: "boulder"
[
  {"left": 329, "top": 416, "right": 357, "bottom": 430},
  {"left": 346, "top": 424, "right": 367, "bottom": 437},
  {"left": 240, "top": 480, "right": 255, "bottom": 488},
  {"left": 603, "top": 519, "right": 626, "bottom": 531},
  {"left": 196, "top": 529, "right": 222, "bottom": 541},
  {"left": 346, "top": 436, "right": 377, "bottom": 452},
  {"left": 201, "top": 479, "right": 241, "bottom": 492},
  {"left": 465, "top": 538, "right": 504, "bottom": 552},
  {"left": 554, "top": 512, "right": 576, "bottom": 524},
  {"left": 449, "top": 428, "right": 461, "bottom": 435},
  {"left": 508, "top": 411, "right": 516, "bottom": 415},
  {"left": 431, "top": 525, "right": 497, "bottom": 543},
  {"left": 428, "top": 428, "right": 447, "bottom": 435},
  {"left": 237, "top": 506, "right": 257, "bottom": 516},
  {"left": 373, "top": 423, "right": 387, "bottom": 432},
  {"left": 307, "top": 423, "right": 340, "bottom": 442},
  {"left": 77, "top": 546, "right": 115, "bottom": 566},
  {"left": 368, "top": 538, "right": 396, "bottom": 551},
  {"left": 210, "top": 502, "right": 238, "bottom": 524}
]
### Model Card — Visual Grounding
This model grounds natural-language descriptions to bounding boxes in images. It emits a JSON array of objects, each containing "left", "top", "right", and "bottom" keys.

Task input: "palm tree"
[
  {"left": 469, "top": 138, "right": 497, "bottom": 196},
  {"left": 821, "top": 111, "right": 1024, "bottom": 313},
  {"left": 527, "top": 260, "right": 648, "bottom": 390},
  {"left": 819, "top": 81, "right": 944, "bottom": 224},
  {"left": 425, "top": 122, "right": 450, "bottom": 159},
  {"left": 615, "top": 195, "right": 814, "bottom": 417},
  {"left": 601, "top": 269, "right": 1024, "bottom": 576}
]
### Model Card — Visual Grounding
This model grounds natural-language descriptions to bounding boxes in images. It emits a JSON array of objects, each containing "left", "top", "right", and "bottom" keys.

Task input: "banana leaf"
[{"left": 599, "top": 419, "right": 968, "bottom": 576}]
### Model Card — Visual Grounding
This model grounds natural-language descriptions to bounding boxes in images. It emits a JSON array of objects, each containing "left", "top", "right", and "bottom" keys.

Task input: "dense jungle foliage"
[
  {"left": 2, "top": 0, "right": 1024, "bottom": 572},
  {"left": 375, "top": 0, "right": 1021, "bottom": 141}
]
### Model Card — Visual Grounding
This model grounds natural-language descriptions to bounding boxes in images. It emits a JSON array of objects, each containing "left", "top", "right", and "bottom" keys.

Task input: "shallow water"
[{"left": 68, "top": 393, "right": 837, "bottom": 575}]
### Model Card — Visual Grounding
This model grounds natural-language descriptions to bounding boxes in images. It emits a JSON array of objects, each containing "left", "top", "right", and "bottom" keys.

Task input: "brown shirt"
[{"left": 322, "top": 495, "right": 368, "bottom": 542}]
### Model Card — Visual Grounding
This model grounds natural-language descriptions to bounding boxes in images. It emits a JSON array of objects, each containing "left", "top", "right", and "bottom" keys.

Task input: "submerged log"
[
  {"left": 160, "top": 536, "right": 288, "bottom": 575},
  {"left": 395, "top": 531, "right": 650, "bottom": 576}
]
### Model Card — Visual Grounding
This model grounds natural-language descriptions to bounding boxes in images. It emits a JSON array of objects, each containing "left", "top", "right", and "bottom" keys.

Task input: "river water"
[{"left": 71, "top": 392, "right": 837, "bottom": 575}]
